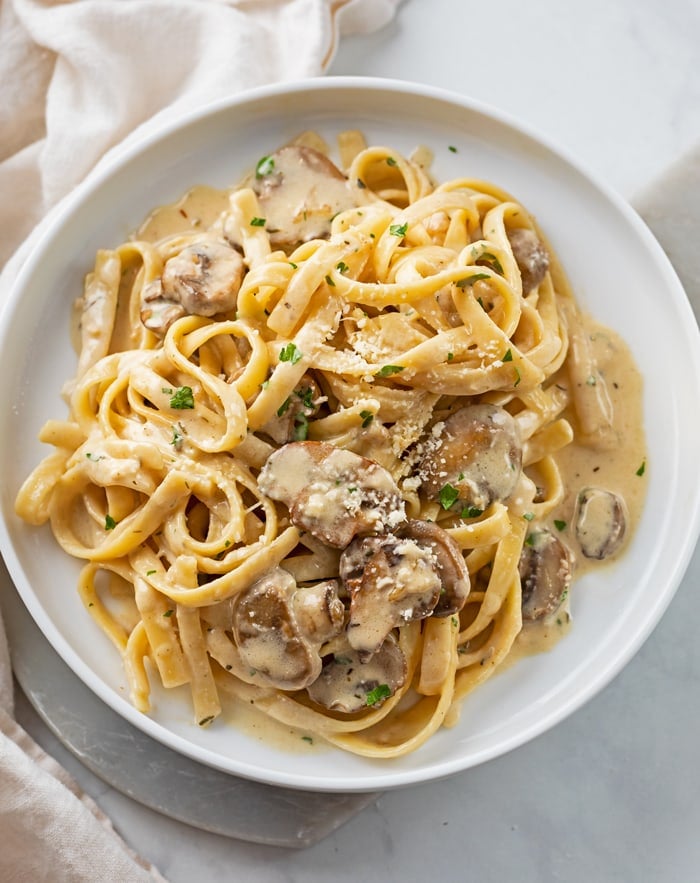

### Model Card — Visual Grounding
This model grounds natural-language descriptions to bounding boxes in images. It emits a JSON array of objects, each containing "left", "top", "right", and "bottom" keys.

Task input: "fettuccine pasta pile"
[{"left": 15, "top": 131, "right": 630, "bottom": 757}]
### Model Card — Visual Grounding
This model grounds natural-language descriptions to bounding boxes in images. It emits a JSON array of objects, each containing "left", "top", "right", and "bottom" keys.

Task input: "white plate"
[{"left": 1, "top": 78, "right": 699, "bottom": 792}]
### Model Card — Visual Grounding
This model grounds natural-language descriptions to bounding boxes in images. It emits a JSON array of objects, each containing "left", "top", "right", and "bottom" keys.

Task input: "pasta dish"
[{"left": 15, "top": 131, "right": 646, "bottom": 757}]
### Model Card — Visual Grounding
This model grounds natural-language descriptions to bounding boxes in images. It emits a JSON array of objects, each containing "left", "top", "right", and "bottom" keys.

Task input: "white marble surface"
[{"left": 15, "top": 0, "right": 700, "bottom": 880}]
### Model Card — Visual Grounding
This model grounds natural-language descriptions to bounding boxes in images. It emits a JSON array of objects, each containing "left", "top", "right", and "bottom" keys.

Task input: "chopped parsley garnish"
[
  {"left": 85, "top": 452, "right": 104, "bottom": 461},
  {"left": 163, "top": 609, "right": 174, "bottom": 618},
  {"left": 146, "top": 569, "right": 156, "bottom": 575},
  {"left": 523, "top": 512, "right": 535, "bottom": 521},
  {"left": 250, "top": 216, "right": 266, "bottom": 227},
  {"left": 365, "top": 683, "right": 391, "bottom": 706},
  {"left": 438, "top": 483, "right": 460, "bottom": 510},
  {"left": 255, "top": 155, "right": 275, "bottom": 178},
  {"left": 359, "top": 409, "right": 374, "bottom": 428},
  {"left": 448, "top": 145, "right": 458, "bottom": 153},
  {"left": 389, "top": 222, "right": 408, "bottom": 238},
  {"left": 169, "top": 386, "right": 195, "bottom": 409},
  {"left": 279, "top": 342, "right": 303, "bottom": 365},
  {"left": 198, "top": 715, "right": 215, "bottom": 727},
  {"left": 104, "top": 514, "right": 116, "bottom": 531},
  {"left": 356, "top": 178, "right": 366, "bottom": 189},
  {"left": 513, "top": 366, "right": 522, "bottom": 387},
  {"left": 636, "top": 460, "right": 646, "bottom": 476},
  {"left": 479, "top": 252, "right": 504, "bottom": 274},
  {"left": 171, "top": 423, "right": 185, "bottom": 447},
  {"left": 277, "top": 397, "right": 292, "bottom": 417},
  {"left": 502, "top": 348, "right": 513, "bottom": 362},
  {"left": 456, "top": 273, "right": 490, "bottom": 288},
  {"left": 301, "top": 735, "right": 314, "bottom": 744},
  {"left": 554, "top": 519, "right": 567, "bottom": 532},
  {"left": 288, "top": 261, "right": 298, "bottom": 269},
  {"left": 325, "top": 274, "right": 336, "bottom": 287},
  {"left": 296, "top": 387, "right": 315, "bottom": 409},
  {"left": 386, "top": 156, "right": 398, "bottom": 167},
  {"left": 375, "top": 364, "right": 405, "bottom": 377},
  {"left": 447, "top": 352, "right": 455, "bottom": 362},
  {"left": 336, "top": 261, "right": 349, "bottom": 273},
  {"left": 293, "top": 413, "right": 309, "bottom": 441},
  {"left": 461, "top": 506, "right": 483, "bottom": 519}
]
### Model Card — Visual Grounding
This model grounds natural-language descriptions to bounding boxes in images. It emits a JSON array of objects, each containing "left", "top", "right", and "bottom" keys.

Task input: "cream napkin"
[{"left": 0, "top": 1, "right": 400, "bottom": 879}]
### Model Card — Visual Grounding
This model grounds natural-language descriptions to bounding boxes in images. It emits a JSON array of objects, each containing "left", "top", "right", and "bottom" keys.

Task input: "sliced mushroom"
[
  {"left": 574, "top": 487, "right": 626, "bottom": 560},
  {"left": 250, "top": 145, "right": 357, "bottom": 250},
  {"left": 260, "top": 375, "right": 323, "bottom": 445},
  {"left": 306, "top": 635, "right": 407, "bottom": 713},
  {"left": 398, "top": 520, "right": 470, "bottom": 616},
  {"left": 418, "top": 404, "right": 522, "bottom": 514},
  {"left": 257, "top": 441, "right": 406, "bottom": 548},
  {"left": 506, "top": 227, "right": 550, "bottom": 294},
  {"left": 140, "top": 239, "right": 245, "bottom": 334},
  {"left": 291, "top": 580, "right": 345, "bottom": 645},
  {"left": 340, "top": 533, "right": 442, "bottom": 656},
  {"left": 519, "top": 529, "right": 573, "bottom": 621},
  {"left": 232, "top": 567, "right": 343, "bottom": 691}
]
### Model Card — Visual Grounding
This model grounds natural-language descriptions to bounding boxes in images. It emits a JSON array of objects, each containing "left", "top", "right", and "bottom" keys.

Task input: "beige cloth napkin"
[{"left": 0, "top": 1, "right": 400, "bottom": 880}]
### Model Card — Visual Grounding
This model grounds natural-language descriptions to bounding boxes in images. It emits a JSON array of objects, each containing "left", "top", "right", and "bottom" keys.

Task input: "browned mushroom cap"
[
  {"left": 257, "top": 441, "right": 406, "bottom": 548},
  {"left": 260, "top": 375, "right": 323, "bottom": 445},
  {"left": 398, "top": 520, "right": 470, "bottom": 616},
  {"left": 306, "top": 635, "right": 407, "bottom": 713},
  {"left": 232, "top": 568, "right": 343, "bottom": 691},
  {"left": 141, "top": 239, "right": 245, "bottom": 334},
  {"left": 506, "top": 228, "right": 550, "bottom": 294},
  {"left": 418, "top": 404, "right": 522, "bottom": 514},
  {"left": 340, "top": 533, "right": 442, "bottom": 657},
  {"left": 251, "top": 145, "right": 357, "bottom": 251},
  {"left": 519, "top": 529, "right": 573, "bottom": 621},
  {"left": 574, "top": 487, "right": 627, "bottom": 560},
  {"left": 291, "top": 579, "right": 345, "bottom": 645}
]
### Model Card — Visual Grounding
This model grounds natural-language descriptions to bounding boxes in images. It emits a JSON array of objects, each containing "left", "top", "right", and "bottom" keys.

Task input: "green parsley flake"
[
  {"left": 325, "top": 274, "right": 336, "bottom": 287},
  {"left": 163, "top": 609, "right": 174, "bottom": 618},
  {"left": 255, "top": 155, "right": 275, "bottom": 178},
  {"left": 359, "top": 409, "right": 374, "bottom": 428},
  {"left": 438, "top": 483, "right": 460, "bottom": 510},
  {"left": 447, "top": 352, "right": 455, "bottom": 362},
  {"left": 301, "top": 735, "right": 314, "bottom": 744},
  {"left": 389, "top": 222, "right": 408, "bottom": 238},
  {"left": 279, "top": 342, "right": 303, "bottom": 365},
  {"left": 636, "top": 460, "right": 646, "bottom": 476},
  {"left": 523, "top": 512, "right": 535, "bottom": 521},
  {"left": 289, "top": 261, "right": 298, "bottom": 269},
  {"left": 456, "top": 273, "right": 490, "bottom": 288},
  {"left": 502, "top": 348, "right": 513, "bottom": 362},
  {"left": 277, "top": 397, "right": 292, "bottom": 417},
  {"left": 250, "top": 216, "right": 266, "bottom": 227},
  {"left": 461, "top": 506, "right": 483, "bottom": 519},
  {"left": 198, "top": 715, "right": 215, "bottom": 727},
  {"left": 386, "top": 156, "right": 398, "bottom": 167},
  {"left": 104, "top": 514, "right": 116, "bottom": 531},
  {"left": 448, "top": 145, "right": 458, "bottom": 153},
  {"left": 365, "top": 683, "right": 391, "bottom": 706},
  {"left": 171, "top": 423, "right": 185, "bottom": 446},
  {"left": 293, "top": 413, "right": 309, "bottom": 441},
  {"left": 513, "top": 366, "right": 522, "bottom": 387},
  {"left": 336, "top": 261, "right": 349, "bottom": 273},
  {"left": 554, "top": 519, "right": 567, "bottom": 532},
  {"left": 169, "top": 386, "right": 195, "bottom": 409},
  {"left": 375, "top": 364, "right": 405, "bottom": 377},
  {"left": 479, "top": 252, "right": 504, "bottom": 274},
  {"left": 146, "top": 569, "right": 156, "bottom": 575}
]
